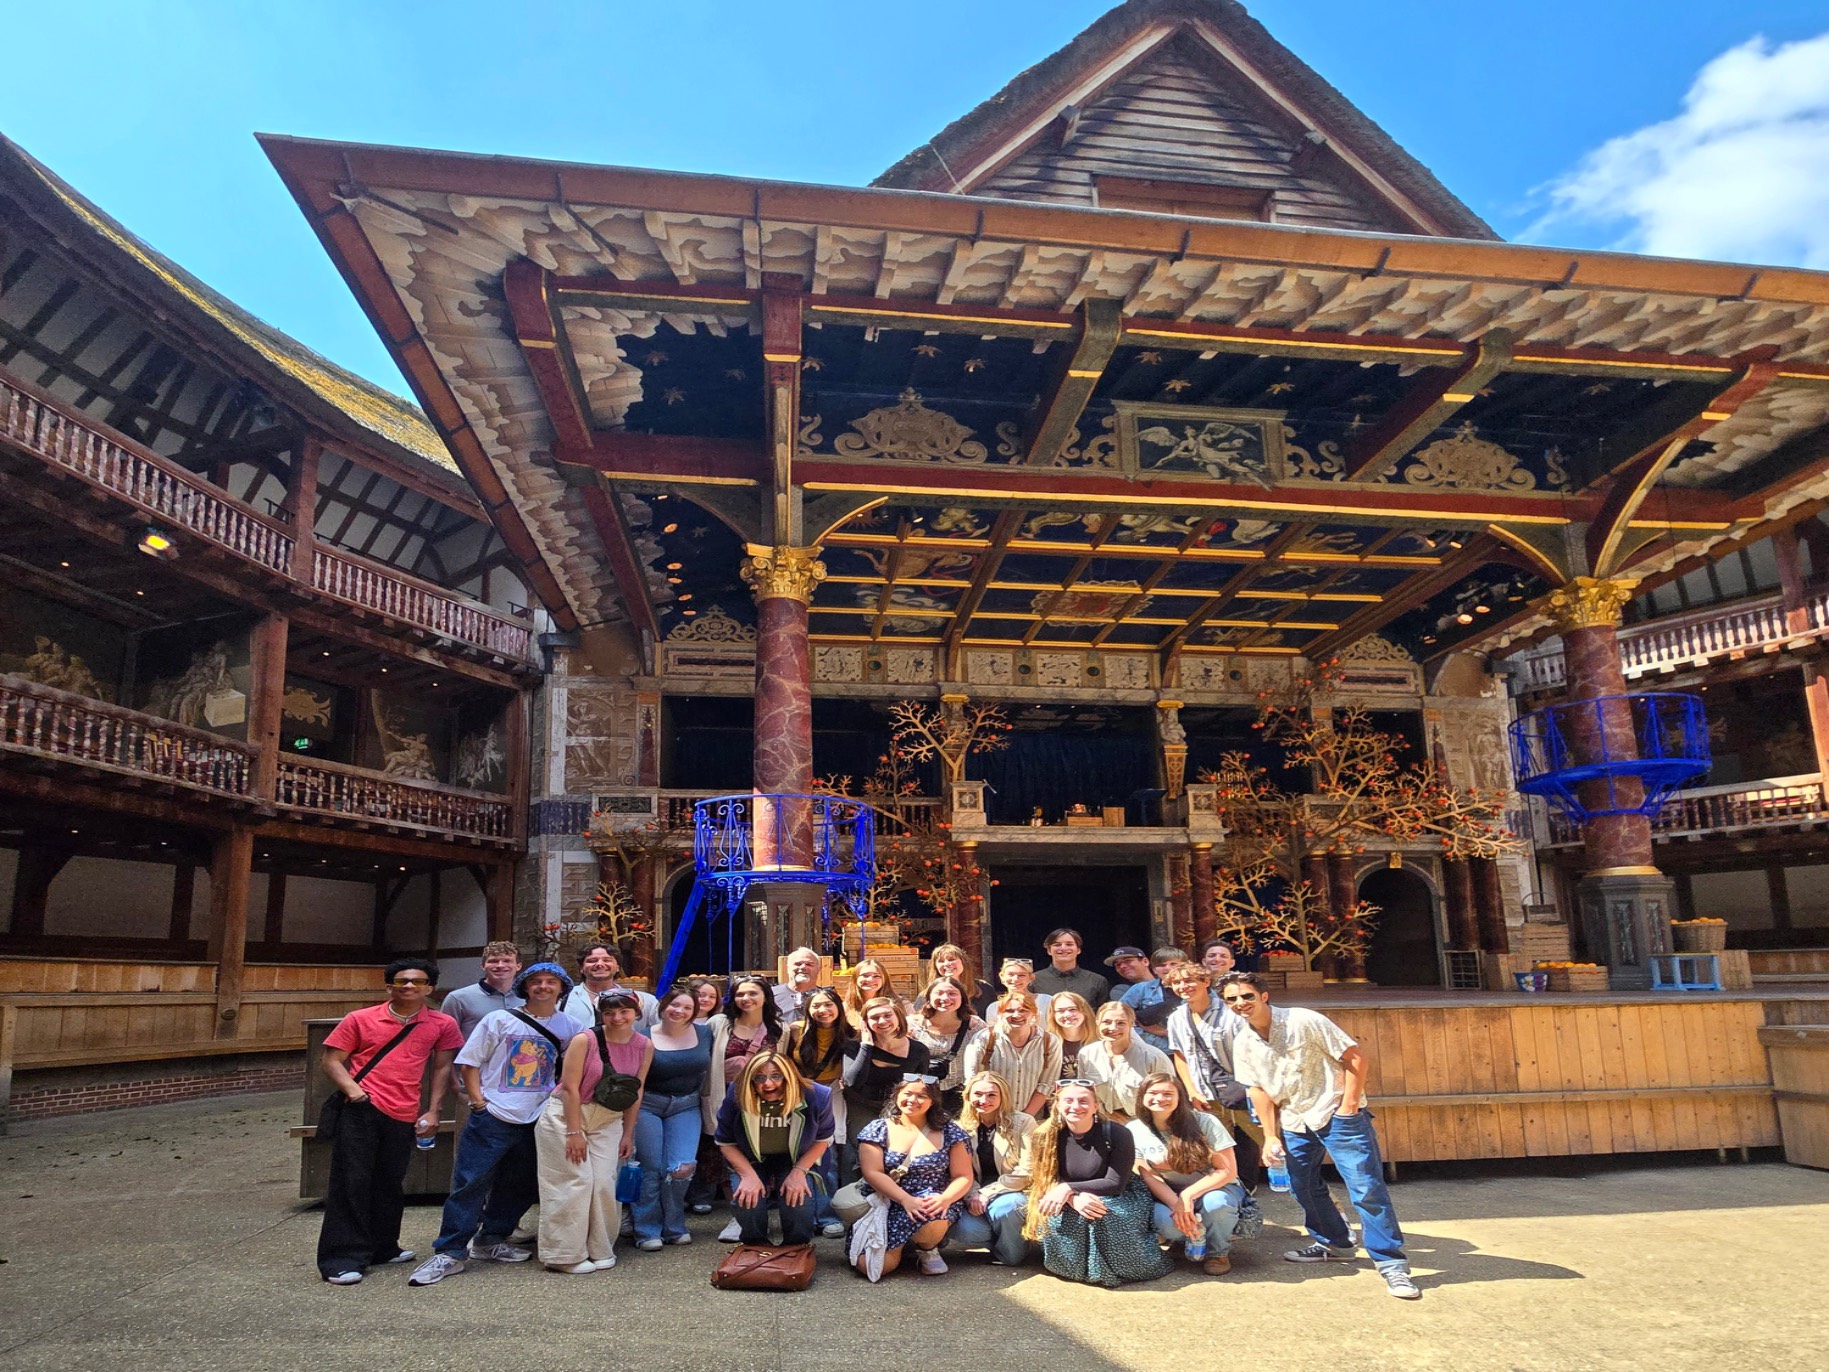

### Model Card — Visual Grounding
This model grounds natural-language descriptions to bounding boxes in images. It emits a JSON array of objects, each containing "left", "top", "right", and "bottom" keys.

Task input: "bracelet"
[{"left": 564, "top": 1130, "right": 585, "bottom": 1136}]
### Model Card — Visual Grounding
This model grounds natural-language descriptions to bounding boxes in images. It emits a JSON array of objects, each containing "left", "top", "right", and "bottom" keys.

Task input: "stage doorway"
[
  {"left": 1360, "top": 866, "right": 1442, "bottom": 986},
  {"left": 988, "top": 865, "right": 1150, "bottom": 973}
]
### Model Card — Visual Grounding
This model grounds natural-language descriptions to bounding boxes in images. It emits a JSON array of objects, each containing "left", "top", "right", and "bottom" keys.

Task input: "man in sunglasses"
[
  {"left": 316, "top": 958, "right": 465, "bottom": 1285},
  {"left": 1219, "top": 972, "right": 1420, "bottom": 1300}
]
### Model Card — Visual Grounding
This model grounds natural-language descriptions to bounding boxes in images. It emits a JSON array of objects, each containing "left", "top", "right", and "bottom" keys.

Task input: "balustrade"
[
  {"left": 275, "top": 757, "right": 512, "bottom": 839},
  {"left": 1542, "top": 774, "right": 1829, "bottom": 845},
  {"left": 0, "top": 674, "right": 255, "bottom": 796},
  {"left": 0, "top": 367, "right": 532, "bottom": 663},
  {"left": 1517, "top": 590, "right": 1820, "bottom": 690}
]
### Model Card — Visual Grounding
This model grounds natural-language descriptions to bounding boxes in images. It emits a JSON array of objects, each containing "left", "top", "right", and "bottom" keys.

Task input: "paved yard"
[{"left": 1, "top": 1093, "right": 1826, "bottom": 1372}]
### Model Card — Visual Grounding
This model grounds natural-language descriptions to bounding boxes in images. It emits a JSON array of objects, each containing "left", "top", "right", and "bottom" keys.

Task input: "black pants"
[{"left": 316, "top": 1100, "right": 415, "bottom": 1277}]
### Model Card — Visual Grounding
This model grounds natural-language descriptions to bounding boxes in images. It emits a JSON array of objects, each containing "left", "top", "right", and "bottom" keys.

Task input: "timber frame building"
[{"left": 5, "top": 0, "right": 1829, "bottom": 1126}]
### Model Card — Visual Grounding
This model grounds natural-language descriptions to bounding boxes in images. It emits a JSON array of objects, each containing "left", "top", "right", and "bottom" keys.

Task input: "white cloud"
[{"left": 1533, "top": 32, "right": 1829, "bottom": 269}]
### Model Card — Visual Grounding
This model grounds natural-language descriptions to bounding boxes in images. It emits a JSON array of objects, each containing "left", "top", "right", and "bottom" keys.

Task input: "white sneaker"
[
  {"left": 589, "top": 1256, "right": 618, "bottom": 1271},
  {"left": 819, "top": 1221, "right": 847, "bottom": 1238},
  {"left": 634, "top": 1238, "right": 663, "bottom": 1252},
  {"left": 916, "top": 1248, "right": 948, "bottom": 1275},
  {"left": 717, "top": 1219, "right": 742, "bottom": 1243},
  {"left": 382, "top": 1250, "right": 417, "bottom": 1265},
  {"left": 547, "top": 1260, "right": 596, "bottom": 1274},
  {"left": 665, "top": 1232, "right": 692, "bottom": 1245},
  {"left": 324, "top": 1271, "right": 363, "bottom": 1285},
  {"left": 407, "top": 1254, "right": 466, "bottom": 1286}
]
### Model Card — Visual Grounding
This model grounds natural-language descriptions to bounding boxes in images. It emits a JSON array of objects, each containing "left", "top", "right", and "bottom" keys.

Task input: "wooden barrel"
[{"left": 1760, "top": 1024, "right": 1829, "bottom": 1170}]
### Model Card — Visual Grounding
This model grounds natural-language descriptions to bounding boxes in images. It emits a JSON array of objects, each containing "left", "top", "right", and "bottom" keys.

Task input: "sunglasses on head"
[
  {"left": 901, "top": 1073, "right": 940, "bottom": 1085},
  {"left": 1056, "top": 1078, "right": 1097, "bottom": 1089}
]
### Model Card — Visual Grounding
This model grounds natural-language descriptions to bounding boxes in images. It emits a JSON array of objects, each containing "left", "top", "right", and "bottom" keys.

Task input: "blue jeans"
[
  {"left": 1283, "top": 1109, "right": 1406, "bottom": 1266},
  {"left": 731, "top": 1161, "right": 819, "bottom": 1245},
  {"left": 433, "top": 1109, "right": 539, "bottom": 1258},
  {"left": 810, "top": 1149, "right": 839, "bottom": 1226},
  {"left": 1150, "top": 1180, "right": 1244, "bottom": 1256},
  {"left": 633, "top": 1092, "right": 702, "bottom": 1242},
  {"left": 948, "top": 1192, "right": 1030, "bottom": 1265}
]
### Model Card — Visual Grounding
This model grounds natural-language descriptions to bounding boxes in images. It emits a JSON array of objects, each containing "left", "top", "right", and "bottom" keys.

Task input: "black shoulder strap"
[
  {"left": 594, "top": 1025, "right": 612, "bottom": 1067},
  {"left": 510, "top": 1009, "right": 566, "bottom": 1055},
  {"left": 352, "top": 1020, "right": 419, "bottom": 1083}
]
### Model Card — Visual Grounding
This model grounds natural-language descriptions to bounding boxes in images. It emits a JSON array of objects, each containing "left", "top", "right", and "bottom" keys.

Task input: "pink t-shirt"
[
  {"left": 324, "top": 1003, "right": 465, "bottom": 1123},
  {"left": 579, "top": 1030, "right": 650, "bottom": 1101},
  {"left": 723, "top": 1023, "right": 774, "bottom": 1085}
]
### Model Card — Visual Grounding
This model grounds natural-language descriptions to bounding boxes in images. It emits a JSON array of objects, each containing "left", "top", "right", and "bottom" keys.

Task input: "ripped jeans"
[{"left": 633, "top": 1091, "right": 701, "bottom": 1242}]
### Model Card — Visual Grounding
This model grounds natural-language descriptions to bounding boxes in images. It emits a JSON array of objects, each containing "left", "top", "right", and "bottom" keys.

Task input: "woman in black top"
[
  {"left": 1023, "top": 1081, "right": 1170, "bottom": 1287},
  {"left": 837, "top": 996, "right": 931, "bottom": 1184}
]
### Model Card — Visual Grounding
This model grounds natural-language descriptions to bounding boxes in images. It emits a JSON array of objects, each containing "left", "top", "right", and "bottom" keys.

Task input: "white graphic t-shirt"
[{"left": 457, "top": 1008, "right": 583, "bottom": 1124}]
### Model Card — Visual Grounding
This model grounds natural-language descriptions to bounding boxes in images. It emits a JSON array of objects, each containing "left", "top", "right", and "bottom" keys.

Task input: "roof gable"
[{"left": 874, "top": 0, "right": 1494, "bottom": 240}]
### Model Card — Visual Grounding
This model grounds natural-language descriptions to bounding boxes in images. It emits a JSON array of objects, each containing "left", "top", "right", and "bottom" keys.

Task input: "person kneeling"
[
  {"left": 850, "top": 1077, "right": 973, "bottom": 1277},
  {"left": 1129, "top": 1071, "right": 1243, "bottom": 1276},
  {"left": 714, "top": 1052, "right": 834, "bottom": 1246},
  {"left": 1024, "top": 1081, "right": 1171, "bottom": 1288},
  {"left": 947, "top": 1070, "right": 1034, "bottom": 1267}
]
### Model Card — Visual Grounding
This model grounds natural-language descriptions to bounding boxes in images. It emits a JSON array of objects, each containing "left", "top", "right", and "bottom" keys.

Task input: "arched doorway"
[
  {"left": 1360, "top": 867, "right": 1441, "bottom": 987},
  {"left": 658, "top": 864, "right": 744, "bottom": 979}
]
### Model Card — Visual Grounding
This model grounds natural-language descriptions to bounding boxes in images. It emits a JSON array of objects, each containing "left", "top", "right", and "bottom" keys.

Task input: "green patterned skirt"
[{"left": 1037, "top": 1178, "right": 1174, "bottom": 1288}]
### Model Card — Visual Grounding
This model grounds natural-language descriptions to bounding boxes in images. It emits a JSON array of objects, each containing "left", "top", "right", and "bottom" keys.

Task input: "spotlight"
[
  {"left": 1455, "top": 611, "right": 1474, "bottom": 625},
  {"left": 137, "top": 526, "right": 178, "bottom": 560},
  {"left": 662, "top": 523, "right": 679, "bottom": 534},
  {"left": 1447, "top": 537, "right": 1465, "bottom": 550},
  {"left": 1474, "top": 603, "right": 1491, "bottom": 614}
]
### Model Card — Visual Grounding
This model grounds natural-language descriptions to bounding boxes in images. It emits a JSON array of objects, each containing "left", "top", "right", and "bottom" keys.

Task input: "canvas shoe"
[
  {"left": 382, "top": 1250, "right": 417, "bottom": 1265},
  {"left": 468, "top": 1241, "right": 532, "bottom": 1263},
  {"left": 717, "top": 1218, "right": 742, "bottom": 1243},
  {"left": 1232, "top": 1195, "right": 1264, "bottom": 1240},
  {"left": 1380, "top": 1264, "right": 1422, "bottom": 1299},
  {"left": 407, "top": 1254, "right": 466, "bottom": 1286},
  {"left": 588, "top": 1256, "right": 618, "bottom": 1271},
  {"left": 634, "top": 1238, "right": 663, "bottom": 1252},
  {"left": 1283, "top": 1242, "right": 1357, "bottom": 1263},
  {"left": 819, "top": 1221, "right": 847, "bottom": 1238},
  {"left": 547, "top": 1260, "right": 596, "bottom": 1274},
  {"left": 915, "top": 1248, "right": 948, "bottom": 1275},
  {"left": 665, "top": 1232, "right": 692, "bottom": 1245}
]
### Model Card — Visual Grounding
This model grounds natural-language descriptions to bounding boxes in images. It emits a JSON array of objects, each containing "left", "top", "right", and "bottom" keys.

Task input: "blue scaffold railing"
[
  {"left": 655, "top": 792, "right": 876, "bottom": 991},
  {"left": 1509, "top": 691, "right": 1709, "bottom": 824}
]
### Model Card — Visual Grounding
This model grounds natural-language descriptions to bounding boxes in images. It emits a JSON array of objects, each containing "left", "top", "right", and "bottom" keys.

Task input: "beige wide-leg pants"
[{"left": 534, "top": 1097, "right": 625, "bottom": 1266}]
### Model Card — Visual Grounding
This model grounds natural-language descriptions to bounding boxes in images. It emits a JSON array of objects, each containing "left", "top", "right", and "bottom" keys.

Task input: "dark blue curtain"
[{"left": 976, "top": 731, "right": 1155, "bottom": 824}]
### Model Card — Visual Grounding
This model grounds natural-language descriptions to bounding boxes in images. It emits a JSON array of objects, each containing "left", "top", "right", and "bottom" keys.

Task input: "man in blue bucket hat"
[{"left": 409, "top": 961, "right": 581, "bottom": 1286}]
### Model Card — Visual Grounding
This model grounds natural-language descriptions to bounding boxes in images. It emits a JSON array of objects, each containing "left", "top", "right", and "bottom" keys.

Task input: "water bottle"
[
  {"left": 1185, "top": 1237, "right": 1207, "bottom": 1260},
  {"left": 1266, "top": 1162, "right": 1291, "bottom": 1193},
  {"left": 416, "top": 1129, "right": 437, "bottom": 1151}
]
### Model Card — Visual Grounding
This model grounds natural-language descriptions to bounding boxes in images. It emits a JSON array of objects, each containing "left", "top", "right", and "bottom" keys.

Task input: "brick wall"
[{"left": 8, "top": 1055, "right": 305, "bottom": 1122}]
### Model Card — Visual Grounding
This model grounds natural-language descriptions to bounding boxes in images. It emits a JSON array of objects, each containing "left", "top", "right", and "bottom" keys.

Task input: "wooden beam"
[
  {"left": 1341, "top": 329, "right": 1512, "bottom": 480},
  {"left": 943, "top": 510, "right": 1025, "bottom": 675},
  {"left": 504, "top": 258, "right": 595, "bottom": 451},
  {"left": 1303, "top": 540, "right": 1495, "bottom": 660},
  {"left": 285, "top": 439, "right": 321, "bottom": 579},
  {"left": 1026, "top": 297, "right": 1121, "bottom": 465},
  {"left": 761, "top": 274, "right": 804, "bottom": 543},
  {"left": 485, "top": 861, "right": 515, "bottom": 944},
  {"left": 1587, "top": 355, "right": 1780, "bottom": 578},
  {"left": 206, "top": 828, "right": 254, "bottom": 1037},
  {"left": 247, "top": 613, "right": 289, "bottom": 802},
  {"left": 579, "top": 478, "right": 662, "bottom": 659},
  {"left": 1160, "top": 523, "right": 1312, "bottom": 672},
  {"left": 8, "top": 839, "right": 72, "bottom": 939}
]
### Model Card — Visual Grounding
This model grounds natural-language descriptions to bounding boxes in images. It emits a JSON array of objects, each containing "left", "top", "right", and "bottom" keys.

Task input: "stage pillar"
[
  {"left": 1541, "top": 577, "right": 1673, "bottom": 990},
  {"left": 1470, "top": 856, "right": 1510, "bottom": 954},
  {"left": 1189, "top": 843, "right": 1216, "bottom": 947},
  {"left": 1327, "top": 855, "right": 1368, "bottom": 982},
  {"left": 1165, "top": 851, "right": 1193, "bottom": 953},
  {"left": 1443, "top": 857, "right": 1479, "bottom": 950}
]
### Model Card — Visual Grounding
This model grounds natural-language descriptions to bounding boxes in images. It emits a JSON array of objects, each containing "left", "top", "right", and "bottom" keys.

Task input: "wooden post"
[
  {"left": 0, "top": 1002, "right": 17, "bottom": 1138},
  {"left": 1774, "top": 525, "right": 1809, "bottom": 633},
  {"left": 1165, "top": 851, "right": 1193, "bottom": 952},
  {"left": 427, "top": 869, "right": 444, "bottom": 957},
  {"left": 486, "top": 861, "right": 515, "bottom": 943},
  {"left": 1800, "top": 666, "right": 1829, "bottom": 782},
  {"left": 260, "top": 870, "right": 287, "bottom": 946},
  {"left": 1471, "top": 855, "right": 1510, "bottom": 954},
  {"left": 206, "top": 828, "right": 254, "bottom": 1038},
  {"left": 1443, "top": 857, "right": 1479, "bottom": 950},
  {"left": 286, "top": 438, "right": 321, "bottom": 582},
  {"left": 505, "top": 692, "right": 530, "bottom": 845},
  {"left": 9, "top": 838, "right": 72, "bottom": 940},
  {"left": 1328, "top": 854, "right": 1367, "bottom": 981},
  {"left": 247, "top": 613, "right": 289, "bottom": 802},
  {"left": 168, "top": 862, "right": 197, "bottom": 943}
]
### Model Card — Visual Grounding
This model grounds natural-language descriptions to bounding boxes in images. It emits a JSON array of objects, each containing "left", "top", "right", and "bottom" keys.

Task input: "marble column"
[
  {"left": 950, "top": 841, "right": 985, "bottom": 966},
  {"left": 1538, "top": 577, "right": 1673, "bottom": 990},
  {"left": 1327, "top": 854, "right": 1368, "bottom": 982},
  {"left": 1165, "top": 851, "right": 1194, "bottom": 953},
  {"left": 1189, "top": 843, "right": 1217, "bottom": 947}
]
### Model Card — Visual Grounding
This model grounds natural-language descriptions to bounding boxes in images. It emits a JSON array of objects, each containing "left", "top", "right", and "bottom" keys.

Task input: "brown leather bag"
[{"left": 710, "top": 1242, "right": 817, "bottom": 1291}]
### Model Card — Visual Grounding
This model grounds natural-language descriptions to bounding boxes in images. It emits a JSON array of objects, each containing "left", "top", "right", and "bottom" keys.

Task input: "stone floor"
[{"left": 1, "top": 1092, "right": 1827, "bottom": 1371}]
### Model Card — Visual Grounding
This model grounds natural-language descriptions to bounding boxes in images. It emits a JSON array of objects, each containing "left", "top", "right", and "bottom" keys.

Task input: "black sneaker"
[{"left": 1283, "top": 1242, "right": 1356, "bottom": 1263}]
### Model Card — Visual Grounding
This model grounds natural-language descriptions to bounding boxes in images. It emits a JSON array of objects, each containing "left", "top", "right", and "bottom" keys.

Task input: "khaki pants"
[{"left": 534, "top": 1097, "right": 625, "bottom": 1266}]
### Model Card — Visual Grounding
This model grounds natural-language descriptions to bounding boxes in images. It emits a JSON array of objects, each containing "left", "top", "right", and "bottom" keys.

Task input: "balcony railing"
[
  {"left": 1515, "top": 590, "right": 1823, "bottom": 691},
  {"left": 275, "top": 757, "right": 512, "bottom": 840},
  {"left": 592, "top": 789, "right": 946, "bottom": 836},
  {"left": 0, "top": 674, "right": 256, "bottom": 797},
  {"left": 1542, "top": 773, "right": 1829, "bottom": 845},
  {"left": 0, "top": 367, "right": 534, "bottom": 664}
]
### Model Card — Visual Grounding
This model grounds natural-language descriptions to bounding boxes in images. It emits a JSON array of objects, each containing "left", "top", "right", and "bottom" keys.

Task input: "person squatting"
[{"left": 314, "top": 932, "right": 1421, "bottom": 1298}]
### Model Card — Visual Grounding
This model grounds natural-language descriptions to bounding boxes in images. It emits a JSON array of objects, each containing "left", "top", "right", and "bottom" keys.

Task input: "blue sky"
[{"left": 4, "top": 0, "right": 1827, "bottom": 395}]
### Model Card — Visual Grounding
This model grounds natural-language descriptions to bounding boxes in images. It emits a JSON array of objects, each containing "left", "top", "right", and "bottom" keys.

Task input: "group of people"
[{"left": 313, "top": 930, "right": 1421, "bottom": 1298}]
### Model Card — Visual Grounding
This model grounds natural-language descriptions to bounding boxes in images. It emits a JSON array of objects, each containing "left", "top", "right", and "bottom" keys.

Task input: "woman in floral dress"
[{"left": 851, "top": 1078, "right": 973, "bottom": 1275}]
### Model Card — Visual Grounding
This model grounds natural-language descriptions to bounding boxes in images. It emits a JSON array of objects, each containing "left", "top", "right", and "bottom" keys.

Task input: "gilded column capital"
[
  {"left": 740, "top": 544, "right": 827, "bottom": 604},
  {"left": 1536, "top": 576, "right": 1639, "bottom": 632}
]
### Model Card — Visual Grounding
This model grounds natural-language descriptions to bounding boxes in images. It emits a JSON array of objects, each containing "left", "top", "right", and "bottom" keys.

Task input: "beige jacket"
[{"left": 967, "top": 1110, "right": 1037, "bottom": 1202}]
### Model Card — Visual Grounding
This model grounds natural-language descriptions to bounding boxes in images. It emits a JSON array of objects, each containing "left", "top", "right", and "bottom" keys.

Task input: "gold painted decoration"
[
  {"left": 1401, "top": 423, "right": 1537, "bottom": 492},
  {"left": 1536, "top": 576, "right": 1639, "bottom": 631},
  {"left": 664, "top": 605, "right": 756, "bottom": 644},
  {"left": 741, "top": 544, "right": 828, "bottom": 604},
  {"left": 1335, "top": 633, "right": 1416, "bottom": 665},
  {"left": 824, "top": 388, "right": 989, "bottom": 464},
  {"left": 1115, "top": 403, "right": 1285, "bottom": 487}
]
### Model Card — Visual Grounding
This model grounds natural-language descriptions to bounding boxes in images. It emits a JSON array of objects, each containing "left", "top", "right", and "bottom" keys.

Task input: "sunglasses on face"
[
  {"left": 389, "top": 978, "right": 430, "bottom": 987},
  {"left": 1221, "top": 993, "right": 1259, "bottom": 1004}
]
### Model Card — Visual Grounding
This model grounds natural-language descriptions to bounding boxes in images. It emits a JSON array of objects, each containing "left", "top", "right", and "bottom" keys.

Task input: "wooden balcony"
[
  {"left": 276, "top": 756, "right": 514, "bottom": 845},
  {"left": 1541, "top": 773, "right": 1829, "bottom": 847},
  {"left": 1516, "top": 590, "right": 1824, "bottom": 691},
  {"left": 591, "top": 789, "right": 945, "bottom": 836},
  {"left": 0, "top": 674, "right": 257, "bottom": 800},
  {"left": 0, "top": 367, "right": 535, "bottom": 667}
]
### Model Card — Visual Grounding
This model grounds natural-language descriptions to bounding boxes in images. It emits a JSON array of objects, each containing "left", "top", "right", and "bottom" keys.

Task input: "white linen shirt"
[{"left": 1230, "top": 1005, "right": 1361, "bottom": 1134}]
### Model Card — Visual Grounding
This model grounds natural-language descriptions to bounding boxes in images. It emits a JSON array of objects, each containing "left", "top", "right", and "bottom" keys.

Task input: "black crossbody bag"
[{"left": 317, "top": 1019, "right": 420, "bottom": 1143}]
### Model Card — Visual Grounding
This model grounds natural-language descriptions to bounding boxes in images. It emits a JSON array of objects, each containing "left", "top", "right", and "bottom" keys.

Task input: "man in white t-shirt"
[
  {"left": 562, "top": 943, "right": 657, "bottom": 1032},
  {"left": 409, "top": 962, "right": 582, "bottom": 1286},
  {"left": 1222, "top": 971, "right": 1419, "bottom": 1300}
]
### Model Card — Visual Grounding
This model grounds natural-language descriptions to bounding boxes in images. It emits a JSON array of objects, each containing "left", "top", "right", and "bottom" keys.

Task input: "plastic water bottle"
[
  {"left": 1185, "top": 1237, "right": 1207, "bottom": 1260},
  {"left": 416, "top": 1130, "right": 436, "bottom": 1151},
  {"left": 1266, "top": 1162, "right": 1291, "bottom": 1193}
]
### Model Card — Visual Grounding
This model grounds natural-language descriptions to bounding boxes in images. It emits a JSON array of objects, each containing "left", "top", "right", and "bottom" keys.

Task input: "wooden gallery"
[{"left": 3, "top": 0, "right": 1827, "bottom": 1169}]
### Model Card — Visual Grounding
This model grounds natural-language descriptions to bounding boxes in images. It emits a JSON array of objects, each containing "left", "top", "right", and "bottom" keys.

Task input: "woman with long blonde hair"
[
  {"left": 1023, "top": 1081, "right": 1170, "bottom": 1287},
  {"left": 712, "top": 1051, "right": 835, "bottom": 1247},
  {"left": 1128, "top": 1070, "right": 1243, "bottom": 1275},
  {"left": 948, "top": 1069, "right": 1035, "bottom": 1266}
]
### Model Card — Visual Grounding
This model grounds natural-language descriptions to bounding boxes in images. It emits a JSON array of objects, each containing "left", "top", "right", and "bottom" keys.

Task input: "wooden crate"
[
  {"left": 1253, "top": 970, "right": 1287, "bottom": 991},
  {"left": 1101, "top": 807, "right": 1126, "bottom": 827},
  {"left": 1544, "top": 966, "right": 1609, "bottom": 993},
  {"left": 1515, "top": 924, "right": 1573, "bottom": 964},
  {"left": 1064, "top": 815, "right": 1104, "bottom": 827},
  {"left": 1760, "top": 1024, "right": 1829, "bottom": 1170},
  {"left": 1282, "top": 970, "right": 1326, "bottom": 992}
]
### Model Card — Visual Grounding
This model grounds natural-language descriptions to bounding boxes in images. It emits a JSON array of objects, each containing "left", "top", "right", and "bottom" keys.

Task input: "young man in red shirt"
[{"left": 316, "top": 957, "right": 464, "bottom": 1284}]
